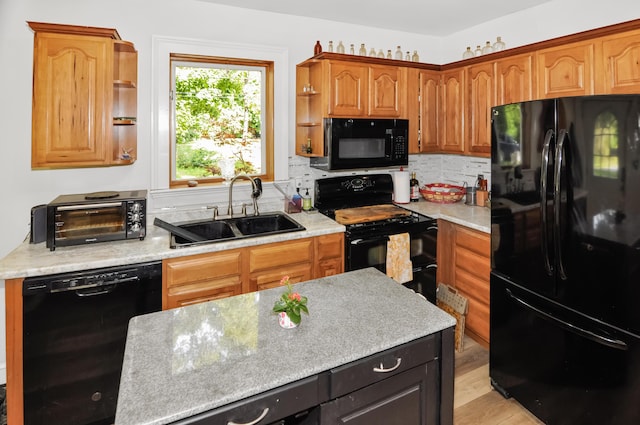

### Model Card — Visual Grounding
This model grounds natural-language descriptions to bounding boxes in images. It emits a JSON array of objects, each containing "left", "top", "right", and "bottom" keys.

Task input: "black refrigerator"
[{"left": 490, "top": 95, "right": 640, "bottom": 425}]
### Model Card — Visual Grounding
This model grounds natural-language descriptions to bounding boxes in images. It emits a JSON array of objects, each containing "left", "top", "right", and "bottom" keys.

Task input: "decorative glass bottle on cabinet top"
[
  {"left": 493, "top": 36, "right": 506, "bottom": 51},
  {"left": 481, "top": 41, "right": 493, "bottom": 55},
  {"left": 337, "top": 41, "right": 345, "bottom": 53},
  {"left": 395, "top": 46, "right": 403, "bottom": 60},
  {"left": 462, "top": 46, "right": 474, "bottom": 59}
]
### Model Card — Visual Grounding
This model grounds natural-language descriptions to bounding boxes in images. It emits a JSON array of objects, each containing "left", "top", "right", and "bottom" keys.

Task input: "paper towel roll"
[{"left": 392, "top": 171, "right": 410, "bottom": 204}]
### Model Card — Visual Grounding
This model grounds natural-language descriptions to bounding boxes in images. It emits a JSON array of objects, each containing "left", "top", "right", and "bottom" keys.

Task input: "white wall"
[
  {"left": 0, "top": 0, "right": 638, "bottom": 384},
  {"left": 439, "top": 0, "right": 640, "bottom": 63}
]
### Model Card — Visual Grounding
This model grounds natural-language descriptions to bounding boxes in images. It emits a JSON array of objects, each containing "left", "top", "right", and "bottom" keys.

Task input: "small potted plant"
[{"left": 272, "top": 276, "right": 309, "bottom": 328}]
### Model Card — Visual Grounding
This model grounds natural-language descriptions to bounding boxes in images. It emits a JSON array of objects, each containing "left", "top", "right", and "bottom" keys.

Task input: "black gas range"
[{"left": 315, "top": 174, "right": 438, "bottom": 303}]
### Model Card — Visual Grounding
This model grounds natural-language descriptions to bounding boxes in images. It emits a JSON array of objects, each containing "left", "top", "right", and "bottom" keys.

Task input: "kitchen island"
[{"left": 115, "top": 267, "right": 456, "bottom": 425}]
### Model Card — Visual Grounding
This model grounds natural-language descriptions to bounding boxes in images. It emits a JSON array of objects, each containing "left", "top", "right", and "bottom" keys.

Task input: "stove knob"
[
  {"left": 130, "top": 213, "right": 141, "bottom": 222},
  {"left": 131, "top": 223, "right": 141, "bottom": 232},
  {"left": 130, "top": 203, "right": 142, "bottom": 213}
]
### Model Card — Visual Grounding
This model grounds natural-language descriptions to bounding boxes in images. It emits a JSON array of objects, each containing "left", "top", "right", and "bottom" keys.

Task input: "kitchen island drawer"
[
  {"left": 328, "top": 335, "right": 436, "bottom": 398},
  {"left": 176, "top": 375, "right": 321, "bottom": 425}
]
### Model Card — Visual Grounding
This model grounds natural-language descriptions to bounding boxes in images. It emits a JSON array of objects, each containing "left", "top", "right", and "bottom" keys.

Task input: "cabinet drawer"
[
  {"left": 179, "top": 376, "right": 320, "bottom": 425},
  {"left": 249, "top": 239, "right": 313, "bottom": 273},
  {"left": 328, "top": 335, "right": 436, "bottom": 398},
  {"left": 455, "top": 226, "right": 490, "bottom": 257},
  {"left": 164, "top": 250, "right": 243, "bottom": 287},
  {"left": 321, "top": 363, "right": 435, "bottom": 425}
]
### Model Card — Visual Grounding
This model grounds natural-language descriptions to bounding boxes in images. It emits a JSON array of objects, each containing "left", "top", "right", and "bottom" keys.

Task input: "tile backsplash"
[{"left": 289, "top": 153, "right": 491, "bottom": 199}]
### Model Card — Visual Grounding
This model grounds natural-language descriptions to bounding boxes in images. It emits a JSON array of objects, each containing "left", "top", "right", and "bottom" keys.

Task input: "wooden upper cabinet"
[
  {"left": 368, "top": 64, "right": 406, "bottom": 117},
  {"left": 536, "top": 41, "right": 594, "bottom": 98},
  {"left": 31, "top": 31, "right": 112, "bottom": 168},
  {"left": 418, "top": 70, "right": 440, "bottom": 153},
  {"left": 328, "top": 61, "right": 368, "bottom": 116},
  {"left": 465, "top": 62, "right": 495, "bottom": 156},
  {"left": 495, "top": 53, "right": 534, "bottom": 105},
  {"left": 29, "top": 22, "right": 137, "bottom": 169},
  {"left": 439, "top": 68, "right": 465, "bottom": 153},
  {"left": 599, "top": 29, "right": 640, "bottom": 94}
]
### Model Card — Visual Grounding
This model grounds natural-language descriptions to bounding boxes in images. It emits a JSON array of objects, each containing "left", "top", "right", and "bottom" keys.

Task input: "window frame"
[
  {"left": 169, "top": 54, "right": 274, "bottom": 188},
  {"left": 150, "top": 36, "right": 289, "bottom": 209}
]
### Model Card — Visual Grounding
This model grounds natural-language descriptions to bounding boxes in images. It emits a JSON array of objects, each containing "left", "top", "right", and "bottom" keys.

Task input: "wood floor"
[{"left": 453, "top": 336, "right": 544, "bottom": 425}]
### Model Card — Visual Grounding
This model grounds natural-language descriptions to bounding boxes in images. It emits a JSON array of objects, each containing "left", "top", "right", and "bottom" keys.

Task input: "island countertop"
[{"left": 115, "top": 267, "right": 456, "bottom": 425}]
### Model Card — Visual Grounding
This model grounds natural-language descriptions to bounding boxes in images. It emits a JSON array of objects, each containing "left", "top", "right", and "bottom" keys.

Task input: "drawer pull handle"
[
  {"left": 228, "top": 407, "right": 269, "bottom": 425},
  {"left": 373, "top": 358, "right": 402, "bottom": 373}
]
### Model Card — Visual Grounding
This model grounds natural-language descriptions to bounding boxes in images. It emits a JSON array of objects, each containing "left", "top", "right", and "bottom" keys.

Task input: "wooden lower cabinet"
[
  {"left": 437, "top": 220, "right": 490, "bottom": 346},
  {"left": 163, "top": 233, "right": 344, "bottom": 309},
  {"left": 163, "top": 248, "right": 244, "bottom": 309},
  {"left": 314, "top": 233, "right": 345, "bottom": 278}
]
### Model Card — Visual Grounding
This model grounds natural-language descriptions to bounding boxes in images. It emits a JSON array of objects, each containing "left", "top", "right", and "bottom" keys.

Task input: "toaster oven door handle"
[
  {"left": 350, "top": 236, "right": 390, "bottom": 245},
  {"left": 56, "top": 202, "right": 123, "bottom": 210}
]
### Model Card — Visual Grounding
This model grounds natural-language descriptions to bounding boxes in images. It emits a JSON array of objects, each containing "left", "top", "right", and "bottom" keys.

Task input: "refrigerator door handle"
[
  {"left": 554, "top": 129, "right": 568, "bottom": 280},
  {"left": 506, "top": 288, "right": 628, "bottom": 351},
  {"left": 540, "top": 129, "right": 554, "bottom": 276}
]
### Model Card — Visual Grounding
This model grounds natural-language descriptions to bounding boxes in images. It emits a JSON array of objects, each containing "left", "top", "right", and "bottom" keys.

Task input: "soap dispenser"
[{"left": 302, "top": 188, "right": 312, "bottom": 211}]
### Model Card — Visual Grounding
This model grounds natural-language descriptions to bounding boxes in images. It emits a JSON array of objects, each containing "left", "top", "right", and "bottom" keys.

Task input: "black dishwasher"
[{"left": 22, "top": 261, "right": 162, "bottom": 425}]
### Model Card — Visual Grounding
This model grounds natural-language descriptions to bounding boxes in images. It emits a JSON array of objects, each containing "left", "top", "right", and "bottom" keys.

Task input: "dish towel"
[{"left": 386, "top": 233, "right": 413, "bottom": 284}]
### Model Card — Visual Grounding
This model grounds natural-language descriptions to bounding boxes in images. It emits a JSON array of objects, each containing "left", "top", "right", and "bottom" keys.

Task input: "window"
[
  {"left": 170, "top": 54, "right": 274, "bottom": 187},
  {"left": 593, "top": 111, "right": 619, "bottom": 178}
]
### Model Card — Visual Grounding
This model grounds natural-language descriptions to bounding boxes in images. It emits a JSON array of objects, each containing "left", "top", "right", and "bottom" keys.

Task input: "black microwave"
[
  {"left": 46, "top": 190, "right": 147, "bottom": 251},
  {"left": 310, "top": 118, "right": 409, "bottom": 171}
]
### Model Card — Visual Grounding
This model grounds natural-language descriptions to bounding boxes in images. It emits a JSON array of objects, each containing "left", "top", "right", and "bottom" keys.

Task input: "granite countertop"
[
  {"left": 401, "top": 199, "right": 490, "bottom": 233},
  {"left": 114, "top": 267, "right": 456, "bottom": 425},
  {"left": 0, "top": 209, "right": 345, "bottom": 280},
  {"left": 0, "top": 200, "right": 489, "bottom": 280}
]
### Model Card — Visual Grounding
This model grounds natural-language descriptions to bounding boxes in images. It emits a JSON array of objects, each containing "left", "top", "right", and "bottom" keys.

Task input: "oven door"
[
  {"left": 346, "top": 234, "right": 390, "bottom": 272},
  {"left": 48, "top": 202, "right": 127, "bottom": 249},
  {"left": 346, "top": 226, "right": 438, "bottom": 303}
]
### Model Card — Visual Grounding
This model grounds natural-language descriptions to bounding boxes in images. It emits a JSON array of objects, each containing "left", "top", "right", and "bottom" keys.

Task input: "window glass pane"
[{"left": 171, "top": 59, "right": 268, "bottom": 185}]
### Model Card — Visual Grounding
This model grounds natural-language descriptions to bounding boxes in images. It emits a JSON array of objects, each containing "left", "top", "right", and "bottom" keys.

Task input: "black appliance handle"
[
  {"left": 505, "top": 288, "right": 628, "bottom": 351},
  {"left": 75, "top": 283, "right": 119, "bottom": 297},
  {"left": 554, "top": 129, "right": 568, "bottom": 281},
  {"left": 540, "top": 129, "right": 554, "bottom": 276},
  {"left": 349, "top": 236, "right": 390, "bottom": 245}
]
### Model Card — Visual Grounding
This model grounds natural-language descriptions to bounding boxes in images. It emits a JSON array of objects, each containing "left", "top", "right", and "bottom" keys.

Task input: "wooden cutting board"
[{"left": 334, "top": 205, "right": 412, "bottom": 225}]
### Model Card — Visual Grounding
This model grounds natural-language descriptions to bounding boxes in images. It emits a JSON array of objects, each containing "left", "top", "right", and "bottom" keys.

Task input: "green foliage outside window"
[{"left": 173, "top": 65, "right": 263, "bottom": 180}]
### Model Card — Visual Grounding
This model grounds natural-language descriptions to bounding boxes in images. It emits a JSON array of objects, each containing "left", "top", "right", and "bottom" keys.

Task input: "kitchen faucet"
[{"left": 227, "top": 174, "right": 262, "bottom": 217}]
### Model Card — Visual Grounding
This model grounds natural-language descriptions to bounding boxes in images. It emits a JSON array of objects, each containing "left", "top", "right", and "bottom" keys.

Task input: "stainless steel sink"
[{"left": 167, "top": 212, "right": 305, "bottom": 248}]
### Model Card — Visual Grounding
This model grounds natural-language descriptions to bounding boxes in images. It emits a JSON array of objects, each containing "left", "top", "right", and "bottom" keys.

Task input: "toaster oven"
[{"left": 46, "top": 190, "right": 147, "bottom": 251}]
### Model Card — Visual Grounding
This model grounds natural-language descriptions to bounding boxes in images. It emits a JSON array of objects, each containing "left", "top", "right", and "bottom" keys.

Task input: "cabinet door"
[
  {"left": 439, "top": 68, "right": 465, "bottom": 154},
  {"left": 314, "top": 233, "right": 344, "bottom": 277},
  {"left": 599, "top": 29, "right": 640, "bottom": 94},
  {"left": 466, "top": 62, "right": 494, "bottom": 156},
  {"left": 452, "top": 226, "right": 491, "bottom": 345},
  {"left": 251, "top": 263, "right": 312, "bottom": 292},
  {"left": 32, "top": 32, "right": 111, "bottom": 168},
  {"left": 419, "top": 70, "right": 440, "bottom": 153},
  {"left": 162, "top": 250, "right": 243, "bottom": 309},
  {"left": 368, "top": 65, "right": 406, "bottom": 117},
  {"left": 536, "top": 41, "right": 595, "bottom": 98},
  {"left": 329, "top": 62, "right": 367, "bottom": 116},
  {"left": 247, "top": 238, "right": 313, "bottom": 292},
  {"left": 495, "top": 53, "right": 534, "bottom": 105},
  {"left": 320, "top": 364, "right": 437, "bottom": 425}
]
